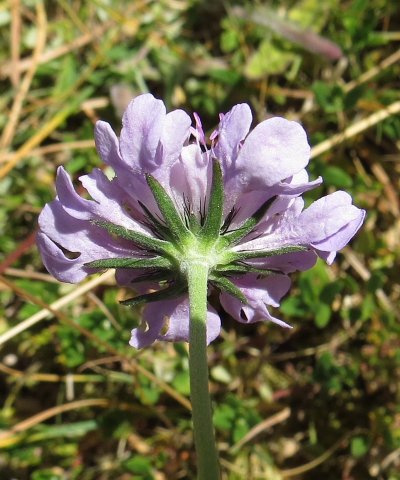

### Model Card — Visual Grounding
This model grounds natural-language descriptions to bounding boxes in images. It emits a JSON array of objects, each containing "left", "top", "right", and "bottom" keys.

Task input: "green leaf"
[
  {"left": 314, "top": 303, "right": 331, "bottom": 328},
  {"left": 323, "top": 166, "right": 353, "bottom": 188},
  {"left": 84, "top": 256, "right": 171, "bottom": 270},
  {"left": 211, "top": 365, "right": 232, "bottom": 384},
  {"left": 92, "top": 220, "right": 171, "bottom": 254},
  {"left": 123, "top": 455, "right": 153, "bottom": 475},
  {"left": 245, "top": 39, "right": 296, "bottom": 78},
  {"left": 171, "top": 370, "right": 190, "bottom": 395},
  {"left": 221, "top": 195, "right": 277, "bottom": 246},
  {"left": 312, "top": 82, "right": 344, "bottom": 114},
  {"left": 146, "top": 174, "right": 190, "bottom": 242},
  {"left": 351, "top": 436, "right": 369, "bottom": 458},
  {"left": 213, "top": 404, "right": 236, "bottom": 431},
  {"left": 201, "top": 159, "right": 224, "bottom": 242}
]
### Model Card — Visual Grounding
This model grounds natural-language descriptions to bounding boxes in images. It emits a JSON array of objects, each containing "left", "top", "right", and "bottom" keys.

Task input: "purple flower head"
[{"left": 37, "top": 94, "right": 365, "bottom": 348}]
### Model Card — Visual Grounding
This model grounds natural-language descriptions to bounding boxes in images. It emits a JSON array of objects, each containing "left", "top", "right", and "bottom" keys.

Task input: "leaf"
[
  {"left": 211, "top": 365, "right": 232, "bottom": 384},
  {"left": 351, "top": 436, "right": 369, "bottom": 458},
  {"left": 245, "top": 39, "right": 297, "bottom": 79},
  {"left": 314, "top": 303, "right": 332, "bottom": 328},
  {"left": 323, "top": 166, "right": 353, "bottom": 188}
]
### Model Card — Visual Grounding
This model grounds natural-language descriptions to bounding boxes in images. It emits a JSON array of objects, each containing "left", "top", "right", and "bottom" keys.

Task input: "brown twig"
[
  {"left": 310, "top": 101, "right": 400, "bottom": 159},
  {"left": 10, "top": 0, "right": 21, "bottom": 87},
  {"left": 1, "top": 1, "right": 47, "bottom": 150},
  {"left": 229, "top": 408, "right": 291, "bottom": 454},
  {"left": 0, "top": 398, "right": 110, "bottom": 440},
  {"left": 344, "top": 49, "right": 400, "bottom": 93},
  {"left": 0, "top": 22, "right": 112, "bottom": 79}
]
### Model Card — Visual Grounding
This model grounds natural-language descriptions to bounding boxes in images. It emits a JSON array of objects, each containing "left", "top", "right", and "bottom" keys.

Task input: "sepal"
[
  {"left": 121, "top": 282, "right": 186, "bottom": 307},
  {"left": 146, "top": 174, "right": 190, "bottom": 243},
  {"left": 84, "top": 256, "right": 172, "bottom": 269},
  {"left": 231, "top": 245, "right": 308, "bottom": 261},
  {"left": 200, "top": 159, "right": 224, "bottom": 243},
  {"left": 217, "top": 263, "right": 277, "bottom": 276},
  {"left": 209, "top": 273, "right": 247, "bottom": 304},
  {"left": 92, "top": 220, "right": 172, "bottom": 254}
]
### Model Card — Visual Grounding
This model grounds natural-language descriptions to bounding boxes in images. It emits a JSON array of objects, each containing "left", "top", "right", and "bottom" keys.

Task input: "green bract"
[{"left": 85, "top": 159, "right": 307, "bottom": 307}]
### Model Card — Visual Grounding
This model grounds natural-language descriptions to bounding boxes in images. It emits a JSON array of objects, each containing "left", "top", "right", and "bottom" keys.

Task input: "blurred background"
[{"left": 0, "top": 1, "right": 399, "bottom": 479}]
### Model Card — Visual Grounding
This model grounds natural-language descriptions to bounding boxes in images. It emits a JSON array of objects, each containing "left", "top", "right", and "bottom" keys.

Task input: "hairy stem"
[{"left": 187, "top": 261, "right": 220, "bottom": 479}]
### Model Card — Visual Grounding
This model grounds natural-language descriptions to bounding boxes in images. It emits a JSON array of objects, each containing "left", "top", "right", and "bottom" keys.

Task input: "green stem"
[{"left": 187, "top": 261, "right": 220, "bottom": 480}]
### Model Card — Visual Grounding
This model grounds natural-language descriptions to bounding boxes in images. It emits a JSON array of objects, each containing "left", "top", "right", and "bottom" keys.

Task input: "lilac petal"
[
  {"left": 159, "top": 298, "right": 220, "bottom": 344},
  {"left": 220, "top": 274, "right": 292, "bottom": 328},
  {"left": 236, "top": 197, "right": 305, "bottom": 250},
  {"left": 56, "top": 166, "right": 149, "bottom": 234},
  {"left": 236, "top": 117, "right": 310, "bottom": 187},
  {"left": 120, "top": 93, "right": 166, "bottom": 172},
  {"left": 79, "top": 169, "right": 149, "bottom": 233},
  {"left": 130, "top": 296, "right": 221, "bottom": 348},
  {"left": 248, "top": 249, "right": 318, "bottom": 273},
  {"left": 227, "top": 189, "right": 274, "bottom": 227},
  {"left": 94, "top": 120, "right": 124, "bottom": 171},
  {"left": 129, "top": 302, "right": 166, "bottom": 348},
  {"left": 119, "top": 94, "right": 191, "bottom": 177},
  {"left": 192, "top": 112, "right": 207, "bottom": 147},
  {"left": 170, "top": 144, "right": 211, "bottom": 214},
  {"left": 213, "top": 103, "right": 252, "bottom": 168},
  {"left": 55, "top": 166, "right": 93, "bottom": 220},
  {"left": 158, "top": 109, "right": 192, "bottom": 166},
  {"left": 37, "top": 232, "right": 92, "bottom": 283},
  {"left": 273, "top": 176, "right": 323, "bottom": 197},
  {"left": 228, "top": 174, "right": 322, "bottom": 230},
  {"left": 38, "top": 200, "right": 138, "bottom": 282},
  {"left": 114, "top": 269, "right": 160, "bottom": 295},
  {"left": 316, "top": 250, "right": 337, "bottom": 265},
  {"left": 238, "top": 192, "right": 364, "bottom": 256},
  {"left": 298, "top": 191, "right": 366, "bottom": 250}
]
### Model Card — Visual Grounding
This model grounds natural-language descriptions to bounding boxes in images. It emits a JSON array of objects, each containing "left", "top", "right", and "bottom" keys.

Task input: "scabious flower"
[{"left": 37, "top": 94, "right": 365, "bottom": 348}]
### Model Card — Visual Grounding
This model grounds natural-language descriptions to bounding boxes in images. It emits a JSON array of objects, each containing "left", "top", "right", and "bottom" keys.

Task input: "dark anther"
[{"left": 220, "top": 206, "right": 240, "bottom": 234}]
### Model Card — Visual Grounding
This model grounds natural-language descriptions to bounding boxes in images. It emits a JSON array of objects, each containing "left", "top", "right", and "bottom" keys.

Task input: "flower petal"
[
  {"left": 236, "top": 117, "right": 311, "bottom": 187},
  {"left": 158, "top": 109, "right": 192, "bottom": 166},
  {"left": 248, "top": 249, "right": 317, "bottom": 273},
  {"left": 129, "top": 296, "right": 221, "bottom": 348},
  {"left": 38, "top": 199, "right": 138, "bottom": 282},
  {"left": 237, "top": 192, "right": 365, "bottom": 258},
  {"left": 298, "top": 191, "right": 366, "bottom": 251},
  {"left": 213, "top": 103, "right": 252, "bottom": 168},
  {"left": 220, "top": 274, "right": 292, "bottom": 328},
  {"left": 170, "top": 144, "right": 211, "bottom": 214},
  {"left": 120, "top": 93, "right": 166, "bottom": 172},
  {"left": 37, "top": 232, "right": 91, "bottom": 283},
  {"left": 56, "top": 166, "right": 149, "bottom": 234},
  {"left": 94, "top": 120, "right": 124, "bottom": 171}
]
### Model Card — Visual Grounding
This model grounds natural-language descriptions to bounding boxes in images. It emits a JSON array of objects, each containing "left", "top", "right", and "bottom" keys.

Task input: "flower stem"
[{"left": 187, "top": 261, "right": 220, "bottom": 479}]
